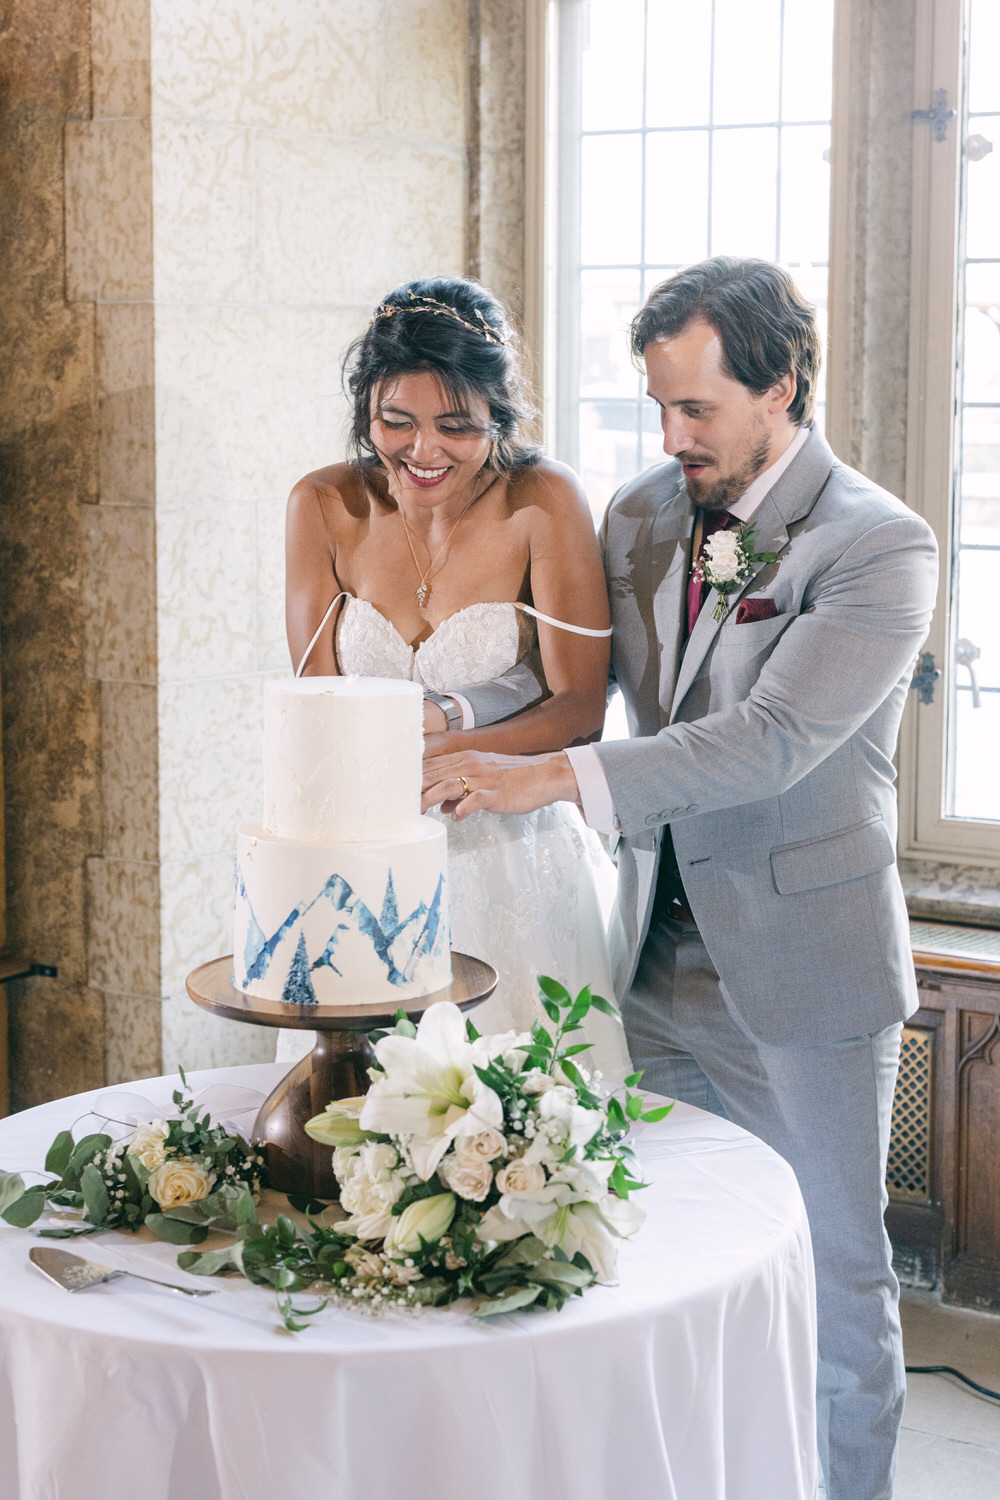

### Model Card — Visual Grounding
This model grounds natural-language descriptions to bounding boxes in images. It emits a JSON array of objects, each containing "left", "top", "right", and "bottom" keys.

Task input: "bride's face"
[{"left": 370, "top": 371, "right": 493, "bottom": 510}]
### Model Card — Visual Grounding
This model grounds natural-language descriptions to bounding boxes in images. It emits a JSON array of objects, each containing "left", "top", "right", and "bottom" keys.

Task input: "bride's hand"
[{"left": 421, "top": 749, "right": 581, "bottom": 820}]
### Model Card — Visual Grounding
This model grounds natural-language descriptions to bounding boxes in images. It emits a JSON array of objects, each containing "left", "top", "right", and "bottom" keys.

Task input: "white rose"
[
  {"left": 146, "top": 1157, "right": 215, "bottom": 1208},
  {"left": 704, "top": 532, "right": 742, "bottom": 582},
  {"left": 453, "top": 1129, "right": 506, "bottom": 1166},
  {"left": 127, "top": 1120, "right": 170, "bottom": 1172},
  {"left": 520, "top": 1069, "right": 556, "bottom": 1097},
  {"left": 537, "top": 1087, "right": 603, "bottom": 1150},
  {"left": 336, "top": 1141, "right": 408, "bottom": 1240},
  {"left": 496, "top": 1159, "right": 547, "bottom": 1197},
  {"left": 438, "top": 1154, "right": 493, "bottom": 1202}
]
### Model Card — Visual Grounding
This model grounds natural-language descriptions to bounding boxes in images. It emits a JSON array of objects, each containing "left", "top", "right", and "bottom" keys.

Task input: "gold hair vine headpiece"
[{"left": 371, "top": 291, "right": 508, "bottom": 346}]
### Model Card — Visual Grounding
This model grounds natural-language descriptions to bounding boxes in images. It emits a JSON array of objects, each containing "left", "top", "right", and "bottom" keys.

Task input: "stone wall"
[{"left": 0, "top": 0, "right": 529, "bottom": 1107}]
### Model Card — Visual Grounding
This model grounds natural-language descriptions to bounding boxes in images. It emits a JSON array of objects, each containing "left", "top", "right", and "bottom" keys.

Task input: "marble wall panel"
[
  {"left": 256, "top": 496, "right": 289, "bottom": 673},
  {"left": 152, "top": 121, "right": 254, "bottom": 304},
  {"left": 159, "top": 850, "right": 238, "bottom": 999},
  {"left": 83, "top": 503, "right": 157, "bottom": 683},
  {"left": 150, "top": 0, "right": 382, "bottom": 136},
  {"left": 92, "top": 0, "right": 151, "bottom": 118},
  {"left": 101, "top": 680, "right": 158, "bottom": 862},
  {"left": 153, "top": 304, "right": 363, "bottom": 508},
  {"left": 156, "top": 503, "right": 257, "bottom": 681},
  {"left": 478, "top": 0, "right": 526, "bottom": 155},
  {"left": 87, "top": 856, "right": 161, "bottom": 998},
  {"left": 383, "top": 0, "right": 467, "bottom": 144},
  {"left": 161, "top": 989, "right": 274, "bottom": 1073},
  {"left": 105, "top": 992, "right": 163, "bottom": 1085},
  {"left": 254, "top": 134, "right": 466, "bottom": 308},
  {"left": 157, "top": 674, "right": 262, "bottom": 861},
  {"left": 65, "top": 118, "right": 153, "bottom": 304},
  {"left": 97, "top": 302, "right": 155, "bottom": 508}
]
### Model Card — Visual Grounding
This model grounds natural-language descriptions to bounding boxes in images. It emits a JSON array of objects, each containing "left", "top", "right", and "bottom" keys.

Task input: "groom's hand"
[{"left": 421, "top": 749, "right": 581, "bottom": 820}]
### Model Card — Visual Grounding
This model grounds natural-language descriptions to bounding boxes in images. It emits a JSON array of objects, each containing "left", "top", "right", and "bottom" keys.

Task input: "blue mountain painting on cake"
[{"left": 239, "top": 865, "right": 447, "bottom": 1001}]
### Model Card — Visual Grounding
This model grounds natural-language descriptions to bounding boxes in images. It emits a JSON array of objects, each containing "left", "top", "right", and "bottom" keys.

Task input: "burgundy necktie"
[{"left": 686, "top": 511, "right": 736, "bottom": 636}]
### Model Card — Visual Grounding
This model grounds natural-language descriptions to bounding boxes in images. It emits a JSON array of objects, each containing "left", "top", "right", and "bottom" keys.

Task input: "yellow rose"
[
  {"left": 146, "top": 1157, "right": 215, "bottom": 1208},
  {"left": 127, "top": 1120, "right": 170, "bottom": 1172}
]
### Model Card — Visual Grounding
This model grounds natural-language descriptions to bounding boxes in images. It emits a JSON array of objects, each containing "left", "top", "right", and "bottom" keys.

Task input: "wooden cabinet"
[{"left": 887, "top": 934, "right": 1000, "bottom": 1312}]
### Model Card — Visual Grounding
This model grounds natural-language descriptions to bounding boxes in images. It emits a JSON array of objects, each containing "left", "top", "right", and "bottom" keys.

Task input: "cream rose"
[
  {"left": 146, "top": 1156, "right": 215, "bottom": 1208},
  {"left": 127, "top": 1120, "right": 170, "bottom": 1172},
  {"left": 704, "top": 531, "right": 742, "bottom": 582},
  {"left": 496, "top": 1159, "right": 547, "bottom": 1196},
  {"left": 453, "top": 1129, "right": 506, "bottom": 1166},
  {"left": 438, "top": 1154, "right": 493, "bottom": 1202}
]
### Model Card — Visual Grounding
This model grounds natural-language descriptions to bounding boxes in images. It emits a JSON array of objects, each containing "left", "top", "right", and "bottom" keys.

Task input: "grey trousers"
[{"left": 623, "top": 915, "right": 905, "bottom": 1500}]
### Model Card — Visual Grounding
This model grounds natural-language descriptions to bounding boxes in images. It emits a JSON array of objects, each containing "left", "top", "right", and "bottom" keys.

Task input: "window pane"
[
  {"left": 781, "top": 0, "right": 834, "bottom": 122},
  {"left": 581, "top": 0, "right": 645, "bottom": 131},
  {"left": 579, "top": 400, "right": 640, "bottom": 517},
  {"left": 964, "top": 133, "right": 1000, "bottom": 261},
  {"left": 645, "top": 1, "right": 711, "bottom": 128},
  {"left": 581, "top": 135, "right": 643, "bottom": 264},
  {"left": 962, "top": 261, "right": 1000, "bottom": 404},
  {"left": 967, "top": 0, "right": 1000, "bottom": 116},
  {"left": 580, "top": 270, "right": 642, "bottom": 400},
  {"left": 959, "top": 408, "right": 1000, "bottom": 547},
  {"left": 644, "top": 131, "right": 710, "bottom": 265},
  {"left": 780, "top": 125, "right": 832, "bottom": 264},
  {"left": 711, "top": 127, "right": 779, "bottom": 258},
  {"left": 712, "top": 0, "right": 782, "bottom": 126}
]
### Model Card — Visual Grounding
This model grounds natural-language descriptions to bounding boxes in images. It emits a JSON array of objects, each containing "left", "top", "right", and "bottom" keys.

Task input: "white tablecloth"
[{"left": 0, "top": 1063, "right": 818, "bottom": 1500}]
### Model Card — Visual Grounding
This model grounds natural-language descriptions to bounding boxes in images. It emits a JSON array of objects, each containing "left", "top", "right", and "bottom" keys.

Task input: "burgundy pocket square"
[{"left": 735, "top": 598, "right": 778, "bottom": 624}]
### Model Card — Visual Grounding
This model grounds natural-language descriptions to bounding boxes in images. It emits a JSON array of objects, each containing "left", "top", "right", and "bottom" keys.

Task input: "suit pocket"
[
  {"left": 770, "top": 814, "right": 895, "bottom": 895},
  {"left": 715, "top": 610, "right": 795, "bottom": 649}
]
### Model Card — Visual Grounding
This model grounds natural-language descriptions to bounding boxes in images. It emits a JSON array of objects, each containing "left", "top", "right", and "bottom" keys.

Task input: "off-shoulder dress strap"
[
  {"left": 294, "top": 592, "right": 352, "bottom": 678},
  {"left": 512, "top": 602, "right": 612, "bottom": 638}
]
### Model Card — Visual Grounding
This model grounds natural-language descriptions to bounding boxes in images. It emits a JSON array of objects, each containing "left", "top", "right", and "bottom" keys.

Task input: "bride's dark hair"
[{"left": 343, "top": 277, "right": 541, "bottom": 477}]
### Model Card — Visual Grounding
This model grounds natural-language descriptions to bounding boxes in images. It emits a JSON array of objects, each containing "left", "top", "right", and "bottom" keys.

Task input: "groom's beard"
[{"left": 682, "top": 432, "right": 772, "bottom": 511}]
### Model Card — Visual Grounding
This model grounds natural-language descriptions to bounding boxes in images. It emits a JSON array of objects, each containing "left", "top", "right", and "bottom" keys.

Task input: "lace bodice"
[{"left": 336, "top": 598, "right": 537, "bottom": 693}]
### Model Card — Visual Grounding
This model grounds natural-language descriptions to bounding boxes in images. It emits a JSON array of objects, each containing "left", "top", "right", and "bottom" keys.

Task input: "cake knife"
[{"left": 29, "top": 1245, "right": 217, "bottom": 1298}]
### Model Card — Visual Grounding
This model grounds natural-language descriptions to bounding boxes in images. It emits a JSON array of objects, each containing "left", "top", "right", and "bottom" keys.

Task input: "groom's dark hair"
[{"left": 630, "top": 257, "right": 821, "bottom": 426}]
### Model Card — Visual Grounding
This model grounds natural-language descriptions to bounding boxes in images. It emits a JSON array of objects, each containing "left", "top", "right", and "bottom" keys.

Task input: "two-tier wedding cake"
[{"left": 233, "top": 677, "right": 451, "bottom": 1006}]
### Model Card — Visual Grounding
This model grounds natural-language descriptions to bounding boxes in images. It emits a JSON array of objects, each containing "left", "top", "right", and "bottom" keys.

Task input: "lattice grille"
[{"left": 886, "top": 1027, "right": 932, "bottom": 1202}]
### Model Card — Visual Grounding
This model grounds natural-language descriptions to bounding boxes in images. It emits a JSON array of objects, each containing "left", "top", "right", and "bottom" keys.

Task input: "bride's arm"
[
  {"left": 285, "top": 470, "right": 346, "bottom": 677},
  {"left": 425, "top": 462, "right": 610, "bottom": 755}
]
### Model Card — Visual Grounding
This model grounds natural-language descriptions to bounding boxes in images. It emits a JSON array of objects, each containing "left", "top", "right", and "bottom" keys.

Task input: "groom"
[{"left": 424, "top": 257, "right": 938, "bottom": 1500}]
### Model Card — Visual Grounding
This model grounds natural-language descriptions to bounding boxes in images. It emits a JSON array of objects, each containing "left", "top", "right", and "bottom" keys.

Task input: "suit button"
[
  {"left": 685, "top": 804, "right": 698, "bottom": 813},
  {"left": 645, "top": 812, "right": 664, "bottom": 826}
]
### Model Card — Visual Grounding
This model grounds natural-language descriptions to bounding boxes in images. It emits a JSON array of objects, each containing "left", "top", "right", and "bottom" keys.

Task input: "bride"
[{"left": 281, "top": 276, "right": 628, "bottom": 1073}]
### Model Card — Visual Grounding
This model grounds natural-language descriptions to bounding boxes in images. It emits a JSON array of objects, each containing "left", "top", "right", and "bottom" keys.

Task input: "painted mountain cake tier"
[{"left": 233, "top": 677, "right": 451, "bottom": 1006}]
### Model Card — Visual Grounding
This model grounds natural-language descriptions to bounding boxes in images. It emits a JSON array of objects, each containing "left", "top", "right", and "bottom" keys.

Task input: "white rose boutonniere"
[{"left": 695, "top": 523, "right": 780, "bottom": 621}]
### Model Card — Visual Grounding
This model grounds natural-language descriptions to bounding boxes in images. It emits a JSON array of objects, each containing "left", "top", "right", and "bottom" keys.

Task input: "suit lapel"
[{"left": 668, "top": 427, "right": 837, "bottom": 722}]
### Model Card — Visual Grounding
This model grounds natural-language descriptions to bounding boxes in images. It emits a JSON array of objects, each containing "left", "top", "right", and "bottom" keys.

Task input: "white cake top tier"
[{"left": 262, "top": 676, "right": 424, "bottom": 843}]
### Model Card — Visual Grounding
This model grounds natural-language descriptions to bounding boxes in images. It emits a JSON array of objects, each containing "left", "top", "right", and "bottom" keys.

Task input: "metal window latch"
[
  {"left": 912, "top": 89, "right": 956, "bottom": 143},
  {"left": 910, "top": 652, "right": 941, "bottom": 704},
  {"left": 956, "top": 637, "right": 981, "bottom": 708}
]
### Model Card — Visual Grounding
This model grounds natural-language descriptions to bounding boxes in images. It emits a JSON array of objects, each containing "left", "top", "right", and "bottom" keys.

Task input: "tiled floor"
[{"left": 896, "top": 1286, "right": 1000, "bottom": 1498}]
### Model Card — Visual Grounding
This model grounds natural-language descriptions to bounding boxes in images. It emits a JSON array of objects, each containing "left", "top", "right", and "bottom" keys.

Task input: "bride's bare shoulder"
[
  {"left": 507, "top": 457, "right": 591, "bottom": 524},
  {"left": 287, "top": 461, "right": 370, "bottom": 527}
]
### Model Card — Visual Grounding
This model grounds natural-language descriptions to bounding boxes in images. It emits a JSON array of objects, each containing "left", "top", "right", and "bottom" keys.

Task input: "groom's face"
[{"left": 644, "top": 319, "right": 795, "bottom": 510}]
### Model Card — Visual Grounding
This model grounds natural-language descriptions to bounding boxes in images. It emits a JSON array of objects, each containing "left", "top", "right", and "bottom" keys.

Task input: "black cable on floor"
[{"left": 905, "top": 1364, "right": 1000, "bottom": 1401}]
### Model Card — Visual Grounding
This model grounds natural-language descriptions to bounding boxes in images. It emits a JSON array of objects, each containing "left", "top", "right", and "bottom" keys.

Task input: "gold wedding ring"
[{"left": 458, "top": 776, "right": 471, "bottom": 800}]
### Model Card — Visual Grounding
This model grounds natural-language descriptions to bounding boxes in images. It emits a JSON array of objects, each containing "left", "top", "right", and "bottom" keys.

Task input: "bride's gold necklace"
[{"left": 398, "top": 499, "right": 474, "bottom": 608}]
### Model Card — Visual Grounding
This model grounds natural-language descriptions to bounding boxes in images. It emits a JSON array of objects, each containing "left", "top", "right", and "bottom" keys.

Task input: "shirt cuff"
[
  {"left": 449, "top": 693, "right": 474, "bottom": 730},
  {"left": 564, "top": 745, "right": 619, "bottom": 833}
]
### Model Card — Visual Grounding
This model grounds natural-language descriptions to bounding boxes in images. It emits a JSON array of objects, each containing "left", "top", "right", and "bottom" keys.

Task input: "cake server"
[{"left": 29, "top": 1245, "right": 216, "bottom": 1298}]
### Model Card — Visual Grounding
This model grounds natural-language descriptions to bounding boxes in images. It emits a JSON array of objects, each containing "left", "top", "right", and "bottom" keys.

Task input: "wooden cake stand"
[{"left": 185, "top": 953, "right": 498, "bottom": 1198}]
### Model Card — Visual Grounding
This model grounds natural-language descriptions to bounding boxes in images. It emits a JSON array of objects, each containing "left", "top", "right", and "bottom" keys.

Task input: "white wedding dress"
[{"left": 275, "top": 597, "right": 630, "bottom": 1077}]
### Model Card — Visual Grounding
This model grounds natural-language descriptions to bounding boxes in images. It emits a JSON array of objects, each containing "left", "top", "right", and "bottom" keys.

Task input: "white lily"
[{"left": 360, "top": 1002, "right": 503, "bottom": 1180}]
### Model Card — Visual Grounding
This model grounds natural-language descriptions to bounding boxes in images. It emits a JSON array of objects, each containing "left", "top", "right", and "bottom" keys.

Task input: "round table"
[{"left": 0, "top": 1063, "right": 818, "bottom": 1500}]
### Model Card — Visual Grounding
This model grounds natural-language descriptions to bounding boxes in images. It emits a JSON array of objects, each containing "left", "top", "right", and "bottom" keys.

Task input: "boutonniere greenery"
[{"left": 695, "top": 523, "right": 781, "bottom": 622}]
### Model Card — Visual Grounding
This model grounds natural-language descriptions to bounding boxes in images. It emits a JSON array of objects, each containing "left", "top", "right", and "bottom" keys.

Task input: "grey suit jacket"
[{"left": 595, "top": 427, "right": 938, "bottom": 1045}]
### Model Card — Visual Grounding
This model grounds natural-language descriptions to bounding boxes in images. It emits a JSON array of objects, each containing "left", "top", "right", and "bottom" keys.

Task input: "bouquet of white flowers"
[{"left": 298, "top": 978, "right": 669, "bottom": 1316}]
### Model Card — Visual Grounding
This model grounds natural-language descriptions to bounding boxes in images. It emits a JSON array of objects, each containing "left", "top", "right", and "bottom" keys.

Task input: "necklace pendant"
[{"left": 416, "top": 582, "right": 429, "bottom": 608}]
